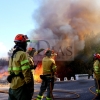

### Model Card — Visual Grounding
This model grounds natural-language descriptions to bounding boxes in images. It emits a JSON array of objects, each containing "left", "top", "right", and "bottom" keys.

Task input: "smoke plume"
[{"left": 30, "top": 0, "right": 100, "bottom": 58}]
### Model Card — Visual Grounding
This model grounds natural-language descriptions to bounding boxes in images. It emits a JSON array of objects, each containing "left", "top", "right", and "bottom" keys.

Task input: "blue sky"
[{"left": 0, "top": 0, "right": 37, "bottom": 57}]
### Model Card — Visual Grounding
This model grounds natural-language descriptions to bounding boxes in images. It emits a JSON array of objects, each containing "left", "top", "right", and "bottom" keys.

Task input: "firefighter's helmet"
[
  {"left": 93, "top": 53, "right": 100, "bottom": 60},
  {"left": 45, "top": 49, "right": 57, "bottom": 57},
  {"left": 27, "top": 47, "right": 36, "bottom": 56},
  {"left": 27, "top": 47, "right": 36, "bottom": 52},
  {"left": 14, "top": 34, "right": 30, "bottom": 43}
]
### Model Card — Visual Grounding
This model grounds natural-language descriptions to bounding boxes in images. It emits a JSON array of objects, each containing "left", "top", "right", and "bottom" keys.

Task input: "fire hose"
[
  {"left": 89, "top": 85, "right": 97, "bottom": 100},
  {"left": 89, "top": 86, "right": 96, "bottom": 95},
  {"left": 0, "top": 89, "right": 80, "bottom": 100},
  {"left": 33, "top": 89, "right": 80, "bottom": 100},
  {"left": 0, "top": 85, "right": 97, "bottom": 100},
  {"left": 0, "top": 84, "right": 97, "bottom": 100}
]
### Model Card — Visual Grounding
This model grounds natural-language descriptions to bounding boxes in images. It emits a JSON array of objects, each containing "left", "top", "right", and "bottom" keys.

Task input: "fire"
[
  {"left": 34, "top": 62, "right": 43, "bottom": 82},
  {"left": 0, "top": 71, "right": 9, "bottom": 79},
  {"left": 0, "top": 64, "right": 43, "bottom": 82},
  {"left": 28, "top": 0, "right": 100, "bottom": 80}
]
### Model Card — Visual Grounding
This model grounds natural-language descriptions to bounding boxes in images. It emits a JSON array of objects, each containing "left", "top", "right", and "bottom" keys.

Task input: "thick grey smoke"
[{"left": 29, "top": 0, "right": 100, "bottom": 59}]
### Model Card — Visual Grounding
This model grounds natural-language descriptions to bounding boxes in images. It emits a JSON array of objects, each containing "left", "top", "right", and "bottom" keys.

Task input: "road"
[{"left": 0, "top": 79, "right": 96, "bottom": 100}]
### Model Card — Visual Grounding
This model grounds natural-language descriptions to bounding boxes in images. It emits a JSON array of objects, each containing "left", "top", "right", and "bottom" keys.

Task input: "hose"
[
  {"left": 89, "top": 76, "right": 100, "bottom": 100},
  {"left": 0, "top": 89, "right": 80, "bottom": 100},
  {"left": 89, "top": 86, "right": 96, "bottom": 95},
  {"left": 33, "top": 89, "right": 80, "bottom": 100},
  {"left": 0, "top": 90, "right": 8, "bottom": 94},
  {"left": 89, "top": 86, "right": 98, "bottom": 100},
  {"left": 52, "top": 89, "right": 80, "bottom": 100}
]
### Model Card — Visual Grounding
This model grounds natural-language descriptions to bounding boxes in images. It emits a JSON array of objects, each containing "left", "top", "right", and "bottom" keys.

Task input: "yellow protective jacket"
[
  {"left": 8, "top": 51, "right": 33, "bottom": 89},
  {"left": 93, "top": 60, "right": 100, "bottom": 80},
  {"left": 28, "top": 55, "right": 34, "bottom": 69},
  {"left": 27, "top": 51, "right": 38, "bottom": 76},
  {"left": 27, "top": 51, "right": 38, "bottom": 67},
  {"left": 42, "top": 56, "right": 57, "bottom": 76}
]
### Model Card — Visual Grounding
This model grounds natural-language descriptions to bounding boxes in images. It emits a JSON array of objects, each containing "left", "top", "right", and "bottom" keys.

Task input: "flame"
[
  {"left": 34, "top": 62, "right": 43, "bottom": 82},
  {"left": 0, "top": 71, "right": 9, "bottom": 79},
  {"left": 0, "top": 66, "right": 43, "bottom": 83},
  {"left": 28, "top": 0, "right": 100, "bottom": 79}
]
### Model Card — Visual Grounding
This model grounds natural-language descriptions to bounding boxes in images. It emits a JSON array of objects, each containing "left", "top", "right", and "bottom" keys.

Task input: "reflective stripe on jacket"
[
  {"left": 42, "top": 56, "right": 57, "bottom": 75},
  {"left": 8, "top": 51, "right": 33, "bottom": 89}
]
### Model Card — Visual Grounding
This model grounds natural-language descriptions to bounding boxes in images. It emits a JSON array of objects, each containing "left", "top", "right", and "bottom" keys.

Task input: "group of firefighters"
[
  {"left": 7, "top": 34, "right": 57, "bottom": 100},
  {"left": 7, "top": 33, "right": 100, "bottom": 100}
]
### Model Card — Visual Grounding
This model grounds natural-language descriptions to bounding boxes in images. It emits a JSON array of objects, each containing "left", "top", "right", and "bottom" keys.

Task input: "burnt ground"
[{"left": 0, "top": 79, "right": 96, "bottom": 100}]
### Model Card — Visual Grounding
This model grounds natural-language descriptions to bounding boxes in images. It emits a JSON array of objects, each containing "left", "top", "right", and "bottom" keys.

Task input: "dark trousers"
[
  {"left": 94, "top": 78, "right": 98, "bottom": 90},
  {"left": 38, "top": 77, "right": 54, "bottom": 98},
  {"left": 94, "top": 79, "right": 100, "bottom": 91},
  {"left": 8, "top": 84, "right": 33, "bottom": 100}
]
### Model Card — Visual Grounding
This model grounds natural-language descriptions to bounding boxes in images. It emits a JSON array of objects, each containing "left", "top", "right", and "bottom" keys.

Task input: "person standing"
[
  {"left": 7, "top": 34, "right": 34, "bottom": 100},
  {"left": 26, "top": 47, "right": 44, "bottom": 95},
  {"left": 93, "top": 53, "right": 100, "bottom": 100},
  {"left": 36, "top": 49, "right": 57, "bottom": 100},
  {"left": 88, "top": 69, "right": 93, "bottom": 79}
]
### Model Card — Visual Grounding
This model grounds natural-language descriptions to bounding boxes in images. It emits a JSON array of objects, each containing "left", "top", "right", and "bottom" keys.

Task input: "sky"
[{"left": 0, "top": 0, "right": 37, "bottom": 58}]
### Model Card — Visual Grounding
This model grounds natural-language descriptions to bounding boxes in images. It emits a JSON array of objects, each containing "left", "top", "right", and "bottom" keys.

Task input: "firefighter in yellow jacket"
[
  {"left": 26, "top": 47, "right": 44, "bottom": 95},
  {"left": 7, "top": 34, "right": 34, "bottom": 100},
  {"left": 36, "top": 49, "right": 57, "bottom": 100},
  {"left": 93, "top": 53, "right": 100, "bottom": 100}
]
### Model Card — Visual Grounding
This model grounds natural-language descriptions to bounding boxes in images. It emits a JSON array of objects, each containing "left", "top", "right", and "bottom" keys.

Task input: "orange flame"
[
  {"left": 0, "top": 71, "right": 9, "bottom": 79},
  {"left": 34, "top": 62, "right": 43, "bottom": 82}
]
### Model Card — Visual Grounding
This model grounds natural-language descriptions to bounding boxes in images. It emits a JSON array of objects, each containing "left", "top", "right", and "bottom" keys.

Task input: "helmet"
[
  {"left": 27, "top": 47, "right": 36, "bottom": 56},
  {"left": 93, "top": 53, "right": 100, "bottom": 60},
  {"left": 14, "top": 34, "right": 30, "bottom": 43},
  {"left": 45, "top": 49, "right": 57, "bottom": 57},
  {"left": 28, "top": 47, "right": 33, "bottom": 51},
  {"left": 27, "top": 47, "right": 36, "bottom": 52}
]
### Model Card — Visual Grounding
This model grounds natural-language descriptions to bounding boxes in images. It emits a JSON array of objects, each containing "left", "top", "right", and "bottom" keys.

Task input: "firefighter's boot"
[
  {"left": 46, "top": 97, "right": 52, "bottom": 100},
  {"left": 94, "top": 94, "right": 100, "bottom": 100},
  {"left": 36, "top": 95, "right": 43, "bottom": 100}
]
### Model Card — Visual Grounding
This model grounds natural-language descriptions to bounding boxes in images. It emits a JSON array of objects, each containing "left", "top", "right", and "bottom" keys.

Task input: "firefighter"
[
  {"left": 88, "top": 69, "right": 93, "bottom": 79},
  {"left": 36, "top": 49, "right": 57, "bottom": 100},
  {"left": 26, "top": 47, "right": 44, "bottom": 95},
  {"left": 7, "top": 34, "right": 34, "bottom": 100},
  {"left": 93, "top": 53, "right": 100, "bottom": 100},
  {"left": 27, "top": 47, "right": 37, "bottom": 70}
]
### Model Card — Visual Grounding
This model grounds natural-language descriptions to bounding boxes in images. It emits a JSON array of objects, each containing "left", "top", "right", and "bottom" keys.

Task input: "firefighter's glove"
[
  {"left": 40, "top": 75, "right": 46, "bottom": 80},
  {"left": 7, "top": 73, "right": 15, "bottom": 83}
]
